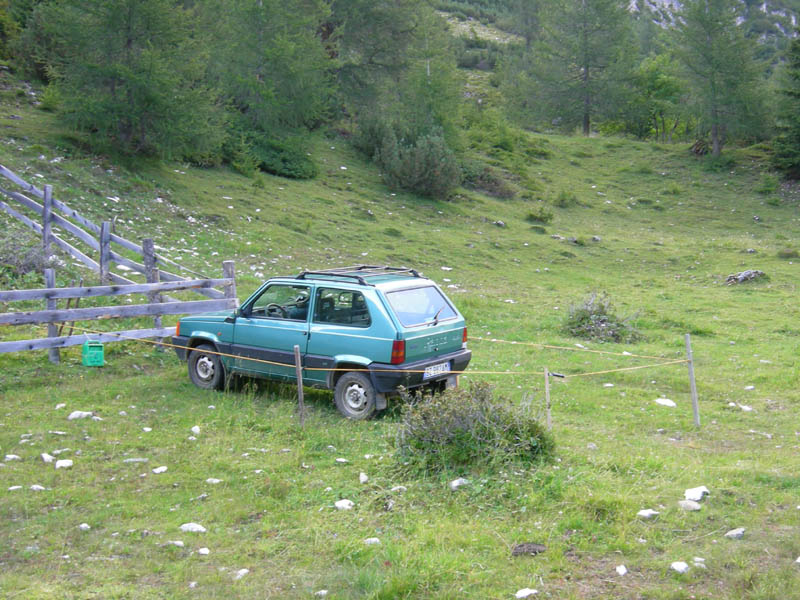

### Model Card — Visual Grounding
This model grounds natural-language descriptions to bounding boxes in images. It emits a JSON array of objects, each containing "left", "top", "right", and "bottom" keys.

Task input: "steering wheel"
[{"left": 266, "top": 303, "right": 288, "bottom": 318}]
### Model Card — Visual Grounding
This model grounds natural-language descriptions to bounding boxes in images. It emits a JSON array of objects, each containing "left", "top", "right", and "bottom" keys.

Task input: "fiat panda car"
[{"left": 173, "top": 266, "right": 471, "bottom": 419}]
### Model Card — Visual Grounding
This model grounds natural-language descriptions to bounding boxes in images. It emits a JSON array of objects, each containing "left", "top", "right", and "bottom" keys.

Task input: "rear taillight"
[
  {"left": 390, "top": 340, "right": 405, "bottom": 365},
  {"left": 462, "top": 327, "right": 468, "bottom": 343},
  {"left": 175, "top": 321, "right": 181, "bottom": 337}
]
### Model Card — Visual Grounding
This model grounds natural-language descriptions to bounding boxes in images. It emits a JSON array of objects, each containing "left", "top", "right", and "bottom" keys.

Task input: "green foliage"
[
  {"left": 563, "top": 292, "right": 641, "bottom": 343},
  {"left": 777, "top": 248, "right": 799, "bottom": 259},
  {"left": 460, "top": 158, "right": 515, "bottom": 198},
  {"left": 525, "top": 203, "right": 553, "bottom": 224},
  {"left": 756, "top": 173, "right": 779, "bottom": 195},
  {"left": 553, "top": 189, "right": 577, "bottom": 207},
  {"left": 0, "top": 0, "right": 19, "bottom": 59},
  {"left": 773, "top": 34, "right": 800, "bottom": 178},
  {"left": 37, "top": 82, "right": 59, "bottom": 111},
  {"left": 0, "top": 225, "right": 52, "bottom": 287},
  {"left": 249, "top": 136, "right": 318, "bottom": 180},
  {"left": 394, "top": 381, "right": 554, "bottom": 474}
]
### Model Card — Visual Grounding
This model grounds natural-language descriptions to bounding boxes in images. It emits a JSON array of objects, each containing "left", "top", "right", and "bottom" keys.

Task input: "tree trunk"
[
  {"left": 711, "top": 122, "right": 721, "bottom": 157},
  {"left": 582, "top": 69, "right": 590, "bottom": 136}
]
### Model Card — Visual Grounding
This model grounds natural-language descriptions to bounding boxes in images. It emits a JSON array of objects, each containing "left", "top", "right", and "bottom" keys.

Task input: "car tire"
[
  {"left": 188, "top": 343, "right": 225, "bottom": 390},
  {"left": 334, "top": 372, "right": 377, "bottom": 420}
]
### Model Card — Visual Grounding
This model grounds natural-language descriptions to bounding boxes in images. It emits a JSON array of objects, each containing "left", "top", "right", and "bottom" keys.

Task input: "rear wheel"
[
  {"left": 334, "top": 372, "right": 377, "bottom": 420},
  {"left": 188, "top": 343, "right": 224, "bottom": 390}
]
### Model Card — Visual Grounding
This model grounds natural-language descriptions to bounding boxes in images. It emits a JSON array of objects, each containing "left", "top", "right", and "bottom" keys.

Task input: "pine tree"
[
  {"left": 675, "top": 0, "right": 764, "bottom": 157},
  {"left": 773, "top": 34, "right": 800, "bottom": 178}
]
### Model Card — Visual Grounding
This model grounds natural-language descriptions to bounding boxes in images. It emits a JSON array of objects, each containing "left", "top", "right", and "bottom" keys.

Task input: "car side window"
[
  {"left": 313, "top": 288, "right": 371, "bottom": 328},
  {"left": 248, "top": 285, "right": 310, "bottom": 320}
]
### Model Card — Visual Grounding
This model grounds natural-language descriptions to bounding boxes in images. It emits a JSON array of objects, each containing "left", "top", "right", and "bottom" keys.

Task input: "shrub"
[
  {"left": 553, "top": 189, "right": 577, "bottom": 207},
  {"left": 777, "top": 248, "right": 799, "bottom": 259},
  {"left": 756, "top": 173, "right": 779, "bottom": 195},
  {"left": 0, "top": 227, "right": 53, "bottom": 288},
  {"left": 460, "top": 159, "right": 515, "bottom": 198},
  {"left": 525, "top": 204, "right": 553, "bottom": 224},
  {"left": 563, "top": 292, "right": 641, "bottom": 343},
  {"left": 250, "top": 137, "right": 318, "bottom": 179},
  {"left": 377, "top": 130, "right": 462, "bottom": 198},
  {"left": 395, "top": 382, "right": 554, "bottom": 474}
]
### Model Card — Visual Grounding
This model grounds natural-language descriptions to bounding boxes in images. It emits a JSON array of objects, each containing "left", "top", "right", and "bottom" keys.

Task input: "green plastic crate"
[{"left": 82, "top": 340, "right": 104, "bottom": 367}]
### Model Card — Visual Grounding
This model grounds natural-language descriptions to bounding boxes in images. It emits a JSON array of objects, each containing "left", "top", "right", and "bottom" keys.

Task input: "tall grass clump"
[
  {"left": 563, "top": 292, "right": 641, "bottom": 343},
  {"left": 394, "top": 382, "right": 554, "bottom": 474}
]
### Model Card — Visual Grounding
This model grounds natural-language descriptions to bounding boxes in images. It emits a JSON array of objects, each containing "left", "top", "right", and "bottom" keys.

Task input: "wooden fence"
[{"left": 0, "top": 164, "right": 238, "bottom": 363}]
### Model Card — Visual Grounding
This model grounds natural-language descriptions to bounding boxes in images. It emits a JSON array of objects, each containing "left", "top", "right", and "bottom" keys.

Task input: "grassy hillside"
[{"left": 2, "top": 73, "right": 800, "bottom": 599}]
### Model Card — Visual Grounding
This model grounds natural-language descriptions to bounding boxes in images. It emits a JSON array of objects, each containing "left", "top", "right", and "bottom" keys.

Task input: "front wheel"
[
  {"left": 334, "top": 372, "right": 377, "bottom": 420},
  {"left": 188, "top": 343, "right": 225, "bottom": 390}
]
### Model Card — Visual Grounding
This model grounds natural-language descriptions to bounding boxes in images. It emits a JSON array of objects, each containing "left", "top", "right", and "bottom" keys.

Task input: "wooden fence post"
[
  {"left": 44, "top": 268, "right": 59, "bottom": 364},
  {"left": 294, "top": 344, "right": 306, "bottom": 427},
  {"left": 685, "top": 333, "right": 700, "bottom": 427},
  {"left": 42, "top": 184, "right": 53, "bottom": 257},
  {"left": 544, "top": 367, "right": 551, "bottom": 431},
  {"left": 142, "top": 238, "right": 163, "bottom": 350},
  {"left": 99, "top": 221, "right": 111, "bottom": 283},
  {"left": 222, "top": 260, "right": 237, "bottom": 305}
]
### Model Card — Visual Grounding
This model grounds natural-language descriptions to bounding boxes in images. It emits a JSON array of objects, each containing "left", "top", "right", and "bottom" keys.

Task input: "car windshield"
[{"left": 385, "top": 286, "right": 457, "bottom": 327}]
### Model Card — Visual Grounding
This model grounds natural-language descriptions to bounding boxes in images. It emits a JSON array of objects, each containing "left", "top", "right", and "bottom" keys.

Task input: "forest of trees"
[{"left": 2, "top": 0, "right": 800, "bottom": 196}]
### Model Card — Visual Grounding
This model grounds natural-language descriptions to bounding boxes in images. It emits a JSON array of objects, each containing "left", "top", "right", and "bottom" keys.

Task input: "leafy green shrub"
[
  {"left": 250, "top": 137, "right": 318, "bottom": 179},
  {"left": 563, "top": 292, "right": 641, "bottom": 343},
  {"left": 525, "top": 204, "right": 553, "bottom": 224},
  {"left": 756, "top": 173, "right": 779, "bottom": 195},
  {"left": 460, "top": 159, "right": 515, "bottom": 198},
  {"left": 395, "top": 382, "right": 554, "bottom": 474},
  {"left": 777, "top": 248, "right": 799, "bottom": 259},
  {"left": 0, "top": 227, "right": 53, "bottom": 288},
  {"left": 553, "top": 189, "right": 577, "bottom": 207},
  {"left": 377, "top": 129, "right": 461, "bottom": 198},
  {"left": 38, "top": 84, "right": 61, "bottom": 112}
]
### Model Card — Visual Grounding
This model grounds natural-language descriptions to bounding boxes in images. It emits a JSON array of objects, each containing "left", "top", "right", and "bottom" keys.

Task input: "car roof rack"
[{"left": 295, "top": 265, "right": 421, "bottom": 286}]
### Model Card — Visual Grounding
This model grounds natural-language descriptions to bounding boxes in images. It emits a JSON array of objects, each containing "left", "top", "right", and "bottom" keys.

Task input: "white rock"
[
  {"left": 167, "top": 540, "right": 185, "bottom": 547},
  {"left": 684, "top": 486, "right": 710, "bottom": 502},
  {"left": 191, "top": 426, "right": 201, "bottom": 435},
  {"left": 637, "top": 509, "right": 660, "bottom": 519},
  {"left": 359, "top": 472, "right": 368, "bottom": 484},
  {"left": 188, "top": 436, "right": 196, "bottom": 441},
  {"left": 55, "top": 459, "right": 73, "bottom": 469},
  {"left": 67, "top": 411, "right": 92, "bottom": 420},
  {"left": 41, "top": 453, "right": 55, "bottom": 463},
  {"left": 30, "top": 484, "right": 45, "bottom": 491},
  {"left": 5, "top": 454, "right": 21, "bottom": 461},
  {"left": 449, "top": 477, "right": 469, "bottom": 491},
  {"left": 670, "top": 561, "right": 689, "bottom": 574},
  {"left": 441, "top": 266, "right": 453, "bottom": 271},
  {"left": 391, "top": 485, "right": 407, "bottom": 493},
  {"left": 739, "top": 404, "right": 754, "bottom": 412},
  {"left": 515, "top": 588, "right": 538, "bottom": 598},
  {"left": 603, "top": 383, "right": 614, "bottom": 388},
  {"left": 152, "top": 466, "right": 168, "bottom": 474},
  {"left": 233, "top": 568, "right": 249, "bottom": 580},
  {"left": 586, "top": 442, "right": 598, "bottom": 450},
  {"left": 180, "top": 523, "right": 207, "bottom": 533},
  {"left": 55, "top": 403, "right": 66, "bottom": 409},
  {"left": 364, "top": 537, "right": 381, "bottom": 545},
  {"left": 123, "top": 458, "right": 148, "bottom": 463},
  {"left": 206, "top": 478, "right": 222, "bottom": 484},
  {"left": 655, "top": 398, "right": 676, "bottom": 408},
  {"left": 119, "top": 411, "right": 127, "bottom": 416},
  {"left": 678, "top": 500, "right": 702, "bottom": 511},
  {"left": 8, "top": 485, "right": 22, "bottom": 491},
  {"left": 79, "top": 523, "right": 91, "bottom": 531},
  {"left": 49, "top": 430, "right": 67, "bottom": 436},
  {"left": 189, "top": 582, "right": 198, "bottom": 589},
  {"left": 724, "top": 527, "right": 745, "bottom": 539},
  {"left": 616, "top": 565, "right": 628, "bottom": 576},
  {"left": 334, "top": 499, "right": 354, "bottom": 510},
  {"left": 91, "top": 416, "right": 103, "bottom": 422},
  {"left": 795, "top": 556, "right": 800, "bottom": 564},
  {"left": 51, "top": 448, "right": 70, "bottom": 455},
  {"left": 693, "top": 557, "right": 705, "bottom": 563},
  {"left": 198, "top": 547, "right": 210, "bottom": 555},
  {"left": 314, "top": 591, "right": 329, "bottom": 597},
  {"left": 142, "top": 427, "right": 152, "bottom": 432},
  {"left": 335, "top": 457, "right": 349, "bottom": 464},
  {"left": 744, "top": 385, "right": 755, "bottom": 390}
]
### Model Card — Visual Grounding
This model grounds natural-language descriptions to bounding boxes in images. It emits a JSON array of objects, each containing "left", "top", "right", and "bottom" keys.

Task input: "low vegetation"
[{"left": 562, "top": 292, "right": 641, "bottom": 344}]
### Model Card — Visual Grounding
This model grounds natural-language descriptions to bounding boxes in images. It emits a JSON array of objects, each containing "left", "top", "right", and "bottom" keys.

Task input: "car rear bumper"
[{"left": 368, "top": 348, "right": 472, "bottom": 394}]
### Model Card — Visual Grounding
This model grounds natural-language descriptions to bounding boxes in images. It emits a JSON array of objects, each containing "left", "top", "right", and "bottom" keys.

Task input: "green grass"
[{"left": 2, "top": 74, "right": 800, "bottom": 598}]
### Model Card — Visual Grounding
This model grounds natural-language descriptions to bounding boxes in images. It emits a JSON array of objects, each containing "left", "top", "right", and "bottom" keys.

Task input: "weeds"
[{"left": 563, "top": 292, "right": 641, "bottom": 343}]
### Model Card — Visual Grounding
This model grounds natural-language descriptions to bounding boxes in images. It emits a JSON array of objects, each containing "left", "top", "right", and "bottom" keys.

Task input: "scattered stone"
[
  {"left": 725, "top": 270, "right": 765, "bottom": 285},
  {"left": 795, "top": 556, "right": 800, "bottom": 564},
  {"left": 724, "top": 527, "right": 745, "bottom": 540},
  {"left": 678, "top": 500, "right": 702, "bottom": 511},
  {"left": 79, "top": 523, "right": 91, "bottom": 531},
  {"left": 335, "top": 458, "right": 349, "bottom": 464},
  {"left": 314, "top": 591, "right": 328, "bottom": 597},
  {"left": 494, "top": 220, "right": 506, "bottom": 227},
  {"left": 30, "top": 484, "right": 45, "bottom": 491},
  {"left": 655, "top": 398, "right": 676, "bottom": 408},
  {"left": 233, "top": 568, "right": 249, "bottom": 580},
  {"left": 586, "top": 442, "right": 598, "bottom": 451},
  {"left": 449, "top": 477, "right": 469, "bottom": 491},
  {"left": 142, "top": 427, "right": 152, "bottom": 432},
  {"left": 602, "top": 383, "right": 614, "bottom": 388},
  {"left": 67, "top": 411, "right": 93, "bottom": 420},
  {"left": 51, "top": 448, "right": 70, "bottom": 455},
  {"left": 515, "top": 588, "right": 538, "bottom": 598},
  {"left": 41, "top": 453, "right": 55, "bottom": 463},
  {"left": 511, "top": 543, "right": 546, "bottom": 556},
  {"left": 55, "top": 459, "right": 73, "bottom": 470},
  {"left": 592, "top": 236, "right": 602, "bottom": 242},
  {"left": 91, "top": 416, "right": 103, "bottom": 422},
  {"left": 616, "top": 565, "right": 628, "bottom": 576},
  {"left": 180, "top": 523, "right": 207, "bottom": 533},
  {"left": 670, "top": 561, "right": 689, "bottom": 574},
  {"left": 119, "top": 411, "right": 127, "bottom": 416},
  {"left": 693, "top": 557, "right": 706, "bottom": 569},
  {"left": 8, "top": 485, "right": 22, "bottom": 491},
  {"left": 191, "top": 426, "right": 201, "bottom": 435},
  {"left": 364, "top": 537, "right": 381, "bottom": 545},
  {"left": 390, "top": 485, "right": 407, "bottom": 493},
  {"left": 637, "top": 509, "right": 659, "bottom": 519},
  {"left": 123, "top": 458, "right": 148, "bottom": 463},
  {"left": 152, "top": 466, "right": 168, "bottom": 474},
  {"left": 684, "top": 486, "right": 710, "bottom": 502},
  {"left": 49, "top": 430, "right": 67, "bottom": 436},
  {"left": 198, "top": 547, "right": 210, "bottom": 555},
  {"left": 167, "top": 540, "right": 185, "bottom": 548},
  {"left": 739, "top": 404, "right": 754, "bottom": 412},
  {"left": 744, "top": 385, "right": 755, "bottom": 391},
  {"left": 334, "top": 499, "right": 354, "bottom": 510},
  {"left": 206, "top": 478, "right": 222, "bottom": 484},
  {"left": 5, "top": 454, "right": 21, "bottom": 461},
  {"left": 359, "top": 472, "right": 368, "bottom": 484},
  {"left": 55, "top": 403, "right": 66, "bottom": 409}
]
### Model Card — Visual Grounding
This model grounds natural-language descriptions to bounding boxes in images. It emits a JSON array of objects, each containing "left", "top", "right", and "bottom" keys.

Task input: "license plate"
[{"left": 423, "top": 361, "right": 451, "bottom": 380}]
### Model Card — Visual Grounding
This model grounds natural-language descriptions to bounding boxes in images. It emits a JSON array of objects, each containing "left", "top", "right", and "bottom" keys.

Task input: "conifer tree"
[{"left": 773, "top": 34, "right": 800, "bottom": 178}]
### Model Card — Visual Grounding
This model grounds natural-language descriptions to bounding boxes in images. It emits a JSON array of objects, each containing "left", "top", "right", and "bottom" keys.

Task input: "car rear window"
[{"left": 385, "top": 286, "right": 457, "bottom": 327}]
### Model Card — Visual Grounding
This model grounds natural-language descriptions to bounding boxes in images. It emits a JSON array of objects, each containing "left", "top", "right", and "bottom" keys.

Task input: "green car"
[{"left": 173, "top": 266, "right": 472, "bottom": 419}]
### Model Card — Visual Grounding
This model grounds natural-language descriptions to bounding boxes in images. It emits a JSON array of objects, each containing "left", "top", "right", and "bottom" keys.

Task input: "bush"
[
  {"left": 377, "top": 130, "right": 462, "bottom": 198},
  {"left": 563, "top": 292, "right": 641, "bottom": 343},
  {"left": 460, "top": 159, "right": 515, "bottom": 198},
  {"left": 525, "top": 204, "right": 553, "bottom": 224},
  {"left": 553, "top": 189, "right": 577, "bottom": 207},
  {"left": 777, "top": 248, "right": 799, "bottom": 259},
  {"left": 0, "top": 227, "right": 53, "bottom": 288},
  {"left": 250, "top": 137, "right": 318, "bottom": 179},
  {"left": 756, "top": 173, "right": 779, "bottom": 195},
  {"left": 394, "top": 382, "right": 554, "bottom": 474}
]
